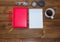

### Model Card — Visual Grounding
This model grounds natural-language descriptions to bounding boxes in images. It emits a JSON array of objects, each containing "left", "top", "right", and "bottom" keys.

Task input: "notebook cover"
[
  {"left": 29, "top": 9, "right": 43, "bottom": 28},
  {"left": 12, "top": 7, "right": 28, "bottom": 28}
]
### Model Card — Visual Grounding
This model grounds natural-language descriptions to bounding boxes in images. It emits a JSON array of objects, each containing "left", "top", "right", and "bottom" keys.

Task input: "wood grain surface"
[{"left": 0, "top": 0, "right": 60, "bottom": 42}]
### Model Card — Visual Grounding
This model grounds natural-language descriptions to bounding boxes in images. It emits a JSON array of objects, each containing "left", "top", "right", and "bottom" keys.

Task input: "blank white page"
[{"left": 29, "top": 9, "right": 43, "bottom": 28}]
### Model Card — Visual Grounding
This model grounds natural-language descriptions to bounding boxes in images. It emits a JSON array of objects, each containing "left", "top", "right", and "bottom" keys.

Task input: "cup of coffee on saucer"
[{"left": 45, "top": 8, "right": 55, "bottom": 19}]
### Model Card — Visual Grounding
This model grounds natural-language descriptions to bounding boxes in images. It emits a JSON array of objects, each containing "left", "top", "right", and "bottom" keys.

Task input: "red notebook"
[{"left": 12, "top": 7, "right": 28, "bottom": 28}]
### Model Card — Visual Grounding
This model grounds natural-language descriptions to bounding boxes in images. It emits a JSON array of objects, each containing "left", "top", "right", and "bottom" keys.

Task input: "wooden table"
[{"left": 0, "top": 0, "right": 60, "bottom": 42}]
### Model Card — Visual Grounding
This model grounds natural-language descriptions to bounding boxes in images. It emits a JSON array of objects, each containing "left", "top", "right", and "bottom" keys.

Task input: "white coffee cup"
[{"left": 45, "top": 8, "right": 55, "bottom": 19}]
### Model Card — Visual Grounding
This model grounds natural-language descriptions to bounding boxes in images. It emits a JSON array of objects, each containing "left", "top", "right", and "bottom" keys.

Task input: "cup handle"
[{"left": 51, "top": 16, "right": 54, "bottom": 19}]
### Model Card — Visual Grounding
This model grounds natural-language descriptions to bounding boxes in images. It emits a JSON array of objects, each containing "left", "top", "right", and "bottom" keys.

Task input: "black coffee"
[{"left": 46, "top": 10, "right": 53, "bottom": 16}]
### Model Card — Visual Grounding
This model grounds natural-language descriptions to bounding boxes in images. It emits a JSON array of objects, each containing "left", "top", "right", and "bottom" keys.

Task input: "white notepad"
[{"left": 29, "top": 9, "right": 43, "bottom": 28}]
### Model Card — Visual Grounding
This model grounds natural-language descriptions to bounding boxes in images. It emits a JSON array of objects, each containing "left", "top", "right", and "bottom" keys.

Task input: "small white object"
[
  {"left": 45, "top": 8, "right": 55, "bottom": 19},
  {"left": 32, "top": 2, "right": 37, "bottom": 7},
  {"left": 29, "top": 9, "right": 43, "bottom": 28},
  {"left": 16, "top": 2, "right": 28, "bottom": 6},
  {"left": 23, "top": 2, "right": 28, "bottom": 6}
]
